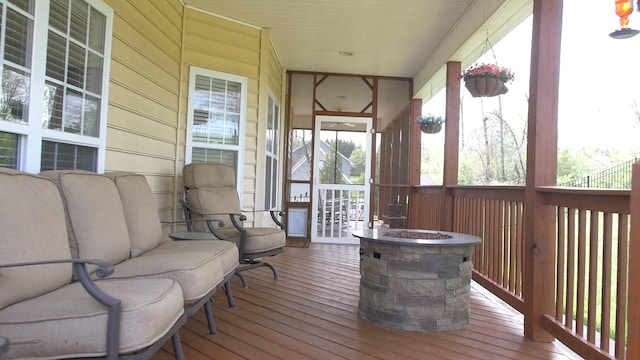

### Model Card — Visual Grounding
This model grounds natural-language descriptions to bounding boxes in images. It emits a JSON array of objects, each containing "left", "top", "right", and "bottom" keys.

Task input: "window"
[
  {"left": 186, "top": 67, "right": 246, "bottom": 193},
  {"left": 0, "top": 0, "right": 112, "bottom": 172},
  {"left": 265, "top": 92, "right": 280, "bottom": 210}
]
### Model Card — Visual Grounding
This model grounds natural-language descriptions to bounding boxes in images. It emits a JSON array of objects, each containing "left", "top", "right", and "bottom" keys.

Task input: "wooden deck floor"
[{"left": 153, "top": 244, "right": 580, "bottom": 360}]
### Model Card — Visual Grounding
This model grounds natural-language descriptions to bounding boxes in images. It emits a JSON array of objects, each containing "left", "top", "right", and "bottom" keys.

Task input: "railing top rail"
[{"left": 538, "top": 186, "right": 630, "bottom": 214}]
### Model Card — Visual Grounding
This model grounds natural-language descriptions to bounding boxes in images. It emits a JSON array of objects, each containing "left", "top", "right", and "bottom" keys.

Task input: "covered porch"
[{"left": 2, "top": 0, "right": 640, "bottom": 359}]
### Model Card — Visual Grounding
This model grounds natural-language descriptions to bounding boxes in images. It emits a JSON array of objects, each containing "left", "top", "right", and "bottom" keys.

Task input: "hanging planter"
[
  {"left": 416, "top": 115, "right": 444, "bottom": 134},
  {"left": 460, "top": 63, "right": 514, "bottom": 98}
]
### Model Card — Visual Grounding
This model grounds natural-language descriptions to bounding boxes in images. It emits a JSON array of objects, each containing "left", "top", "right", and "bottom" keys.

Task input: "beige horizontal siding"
[
  {"left": 103, "top": 0, "right": 285, "bottom": 226},
  {"left": 104, "top": 0, "right": 183, "bottom": 219}
]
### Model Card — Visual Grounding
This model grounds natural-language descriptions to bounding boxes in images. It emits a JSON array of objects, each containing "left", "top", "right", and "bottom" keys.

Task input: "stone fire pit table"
[{"left": 352, "top": 229, "right": 481, "bottom": 332}]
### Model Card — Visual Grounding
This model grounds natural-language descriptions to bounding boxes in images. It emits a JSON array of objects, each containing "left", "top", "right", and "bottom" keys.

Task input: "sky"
[{"left": 423, "top": 0, "right": 640, "bottom": 157}]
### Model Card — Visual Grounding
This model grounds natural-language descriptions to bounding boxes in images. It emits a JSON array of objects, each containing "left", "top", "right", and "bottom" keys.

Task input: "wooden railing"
[
  {"left": 409, "top": 167, "right": 640, "bottom": 359},
  {"left": 452, "top": 187, "right": 525, "bottom": 313},
  {"left": 540, "top": 187, "right": 630, "bottom": 359}
]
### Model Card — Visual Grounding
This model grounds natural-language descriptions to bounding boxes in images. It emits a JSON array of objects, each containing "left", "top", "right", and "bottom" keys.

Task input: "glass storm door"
[{"left": 312, "top": 115, "right": 372, "bottom": 243}]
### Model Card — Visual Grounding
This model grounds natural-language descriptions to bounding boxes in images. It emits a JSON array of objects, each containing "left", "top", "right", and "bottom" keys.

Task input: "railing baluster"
[
  {"left": 600, "top": 212, "right": 613, "bottom": 352},
  {"left": 576, "top": 209, "right": 587, "bottom": 338},
  {"left": 587, "top": 212, "right": 599, "bottom": 344},
  {"left": 566, "top": 208, "right": 576, "bottom": 330},
  {"left": 556, "top": 206, "right": 566, "bottom": 322},
  {"left": 615, "top": 215, "right": 628, "bottom": 359}
]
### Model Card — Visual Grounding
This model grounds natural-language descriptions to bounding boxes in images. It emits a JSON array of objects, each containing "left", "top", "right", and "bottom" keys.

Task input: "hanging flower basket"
[
  {"left": 460, "top": 63, "right": 514, "bottom": 98},
  {"left": 420, "top": 123, "right": 442, "bottom": 134},
  {"left": 464, "top": 76, "right": 508, "bottom": 97},
  {"left": 416, "top": 115, "right": 444, "bottom": 134}
]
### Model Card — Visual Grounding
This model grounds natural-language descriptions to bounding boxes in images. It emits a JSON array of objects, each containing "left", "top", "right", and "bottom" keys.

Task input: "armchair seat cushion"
[
  {"left": 217, "top": 227, "right": 286, "bottom": 254},
  {"left": 108, "top": 251, "right": 224, "bottom": 305},
  {"left": 0, "top": 278, "right": 183, "bottom": 359},
  {"left": 150, "top": 240, "right": 239, "bottom": 279}
]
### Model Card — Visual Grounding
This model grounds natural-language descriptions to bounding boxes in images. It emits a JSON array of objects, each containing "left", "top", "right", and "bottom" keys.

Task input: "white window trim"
[
  {"left": 265, "top": 89, "right": 281, "bottom": 210},
  {"left": 185, "top": 66, "right": 247, "bottom": 196},
  {"left": 0, "top": 0, "right": 113, "bottom": 173}
]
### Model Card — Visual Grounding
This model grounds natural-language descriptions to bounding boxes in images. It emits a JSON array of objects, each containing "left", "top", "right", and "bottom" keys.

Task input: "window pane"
[
  {"left": 43, "top": 80, "right": 64, "bottom": 130},
  {"left": 85, "top": 50, "right": 102, "bottom": 93},
  {"left": 67, "top": 41, "right": 85, "bottom": 89},
  {"left": 226, "top": 81, "right": 241, "bottom": 113},
  {"left": 192, "top": 147, "right": 237, "bottom": 169},
  {"left": 273, "top": 105, "right": 279, "bottom": 154},
  {"left": 0, "top": 131, "right": 18, "bottom": 169},
  {"left": 288, "top": 129, "right": 312, "bottom": 181},
  {"left": 69, "top": 0, "right": 87, "bottom": 44},
  {"left": 46, "top": 31, "right": 66, "bottom": 82},
  {"left": 41, "top": 140, "right": 96, "bottom": 171},
  {"left": 63, "top": 87, "right": 82, "bottom": 133},
  {"left": 265, "top": 158, "right": 272, "bottom": 209},
  {"left": 271, "top": 158, "right": 278, "bottom": 208},
  {"left": 224, "top": 113, "right": 239, "bottom": 145},
  {"left": 267, "top": 97, "right": 273, "bottom": 152},
  {"left": 5, "top": 8, "right": 32, "bottom": 68},
  {"left": 1, "top": 67, "right": 30, "bottom": 123},
  {"left": 210, "top": 78, "right": 225, "bottom": 112},
  {"left": 49, "top": 0, "right": 68, "bottom": 34},
  {"left": 88, "top": 8, "right": 105, "bottom": 53},
  {"left": 83, "top": 94, "right": 98, "bottom": 136},
  {"left": 9, "top": 0, "right": 34, "bottom": 13}
]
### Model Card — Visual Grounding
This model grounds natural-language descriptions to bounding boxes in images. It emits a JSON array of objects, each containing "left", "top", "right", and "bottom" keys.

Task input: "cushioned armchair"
[
  {"left": 0, "top": 168, "right": 186, "bottom": 360},
  {"left": 182, "top": 163, "right": 286, "bottom": 287}
]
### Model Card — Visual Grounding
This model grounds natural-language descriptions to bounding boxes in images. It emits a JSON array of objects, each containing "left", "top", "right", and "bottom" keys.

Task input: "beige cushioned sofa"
[
  {"left": 0, "top": 168, "right": 186, "bottom": 360},
  {"left": 39, "top": 170, "right": 239, "bottom": 335}
]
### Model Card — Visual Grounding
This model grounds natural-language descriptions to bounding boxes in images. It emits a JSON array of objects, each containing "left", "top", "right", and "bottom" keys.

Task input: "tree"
[
  {"left": 335, "top": 139, "right": 356, "bottom": 158},
  {"left": 349, "top": 147, "right": 365, "bottom": 177},
  {"left": 319, "top": 140, "right": 345, "bottom": 186},
  {"left": 460, "top": 110, "right": 527, "bottom": 185}
]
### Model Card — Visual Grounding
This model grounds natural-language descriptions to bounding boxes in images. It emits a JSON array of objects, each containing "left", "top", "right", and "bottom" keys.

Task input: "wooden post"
[
  {"left": 441, "top": 61, "right": 461, "bottom": 232},
  {"left": 628, "top": 161, "right": 640, "bottom": 359},
  {"left": 408, "top": 98, "right": 423, "bottom": 229},
  {"left": 523, "top": 0, "right": 563, "bottom": 342}
]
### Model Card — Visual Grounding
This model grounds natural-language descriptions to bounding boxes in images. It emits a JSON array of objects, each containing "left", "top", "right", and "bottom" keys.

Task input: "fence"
[{"left": 559, "top": 158, "right": 638, "bottom": 189}]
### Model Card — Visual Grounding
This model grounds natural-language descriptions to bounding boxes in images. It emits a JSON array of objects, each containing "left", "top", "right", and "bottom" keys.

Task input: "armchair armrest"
[
  {"left": 0, "top": 258, "right": 122, "bottom": 360},
  {"left": 180, "top": 199, "right": 246, "bottom": 240},
  {"left": 240, "top": 209, "right": 286, "bottom": 230}
]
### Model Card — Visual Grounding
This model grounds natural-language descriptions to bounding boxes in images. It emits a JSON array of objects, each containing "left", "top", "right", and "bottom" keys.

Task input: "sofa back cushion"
[
  {"left": 40, "top": 171, "right": 131, "bottom": 267},
  {"left": 183, "top": 163, "right": 241, "bottom": 232},
  {"left": 0, "top": 169, "right": 72, "bottom": 310},
  {"left": 105, "top": 172, "right": 163, "bottom": 257}
]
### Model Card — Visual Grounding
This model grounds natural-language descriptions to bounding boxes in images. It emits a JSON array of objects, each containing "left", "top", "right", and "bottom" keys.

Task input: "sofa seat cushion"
[
  {"left": 149, "top": 240, "right": 238, "bottom": 278},
  {"left": 108, "top": 251, "right": 224, "bottom": 305},
  {"left": 218, "top": 227, "right": 286, "bottom": 255},
  {"left": 0, "top": 279, "right": 183, "bottom": 359}
]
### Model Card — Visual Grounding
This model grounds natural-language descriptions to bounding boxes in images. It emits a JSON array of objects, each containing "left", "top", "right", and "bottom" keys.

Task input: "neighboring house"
[{"left": 289, "top": 139, "right": 353, "bottom": 201}]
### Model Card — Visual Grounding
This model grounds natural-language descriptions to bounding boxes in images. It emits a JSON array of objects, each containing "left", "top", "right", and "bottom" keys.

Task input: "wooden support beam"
[
  {"left": 408, "top": 99, "right": 422, "bottom": 229},
  {"left": 442, "top": 61, "right": 461, "bottom": 232},
  {"left": 523, "top": 0, "right": 563, "bottom": 342}
]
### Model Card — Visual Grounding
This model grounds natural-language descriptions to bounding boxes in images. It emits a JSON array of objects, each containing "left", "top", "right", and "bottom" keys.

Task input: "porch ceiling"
[{"left": 184, "top": 0, "right": 532, "bottom": 100}]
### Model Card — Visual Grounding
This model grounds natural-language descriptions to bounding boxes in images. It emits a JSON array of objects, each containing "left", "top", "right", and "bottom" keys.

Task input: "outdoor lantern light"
[{"left": 610, "top": 0, "right": 639, "bottom": 38}]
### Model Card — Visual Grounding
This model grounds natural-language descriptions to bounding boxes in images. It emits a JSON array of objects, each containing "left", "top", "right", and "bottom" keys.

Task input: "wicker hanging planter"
[
  {"left": 464, "top": 76, "right": 509, "bottom": 98},
  {"left": 416, "top": 115, "right": 444, "bottom": 134},
  {"left": 460, "top": 63, "right": 514, "bottom": 98},
  {"left": 419, "top": 123, "right": 442, "bottom": 134}
]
